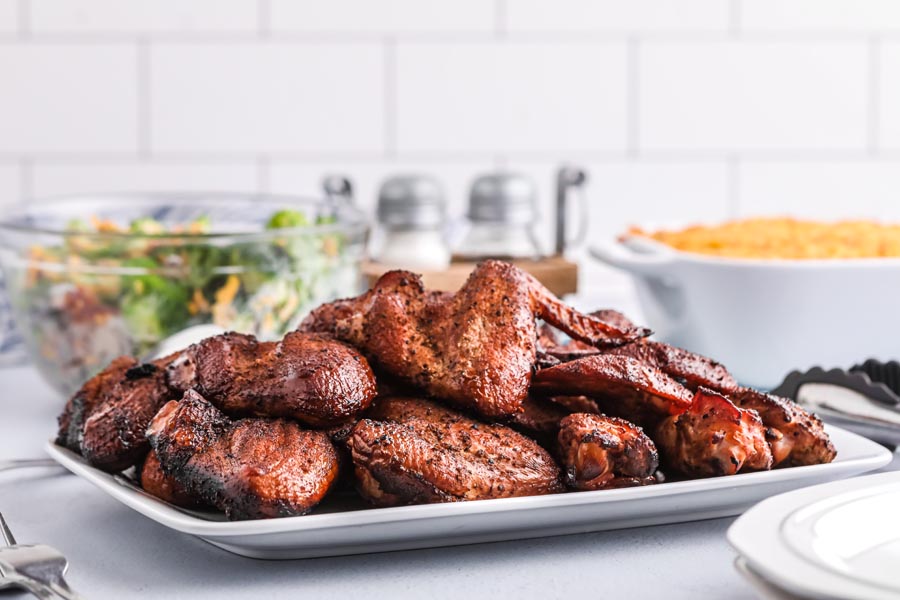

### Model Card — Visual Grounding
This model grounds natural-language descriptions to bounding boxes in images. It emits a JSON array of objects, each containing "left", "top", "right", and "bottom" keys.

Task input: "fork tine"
[{"left": 0, "top": 512, "right": 16, "bottom": 546}]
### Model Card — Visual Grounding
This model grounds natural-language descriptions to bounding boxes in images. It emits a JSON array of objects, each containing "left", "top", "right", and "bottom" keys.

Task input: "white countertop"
[{"left": 2, "top": 364, "right": 897, "bottom": 600}]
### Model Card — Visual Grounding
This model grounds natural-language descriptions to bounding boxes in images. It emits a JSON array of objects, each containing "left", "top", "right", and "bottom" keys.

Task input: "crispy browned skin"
[
  {"left": 507, "top": 395, "right": 570, "bottom": 441},
  {"left": 139, "top": 450, "right": 201, "bottom": 508},
  {"left": 655, "top": 388, "right": 773, "bottom": 477},
  {"left": 56, "top": 355, "right": 136, "bottom": 453},
  {"left": 730, "top": 388, "right": 836, "bottom": 467},
  {"left": 549, "top": 395, "right": 603, "bottom": 415},
  {"left": 147, "top": 391, "right": 340, "bottom": 520},
  {"left": 77, "top": 356, "right": 178, "bottom": 472},
  {"left": 301, "top": 261, "right": 649, "bottom": 419},
  {"left": 603, "top": 341, "right": 739, "bottom": 395},
  {"left": 557, "top": 413, "right": 659, "bottom": 490},
  {"left": 540, "top": 308, "right": 738, "bottom": 394},
  {"left": 531, "top": 354, "right": 694, "bottom": 427},
  {"left": 166, "top": 330, "right": 377, "bottom": 427},
  {"left": 546, "top": 338, "right": 738, "bottom": 395},
  {"left": 540, "top": 309, "right": 639, "bottom": 362},
  {"left": 347, "top": 397, "right": 564, "bottom": 506}
]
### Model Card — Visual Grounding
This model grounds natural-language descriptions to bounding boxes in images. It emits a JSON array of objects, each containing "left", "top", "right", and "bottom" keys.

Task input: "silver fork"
[
  {"left": 0, "top": 513, "right": 84, "bottom": 599},
  {"left": 0, "top": 459, "right": 58, "bottom": 473}
]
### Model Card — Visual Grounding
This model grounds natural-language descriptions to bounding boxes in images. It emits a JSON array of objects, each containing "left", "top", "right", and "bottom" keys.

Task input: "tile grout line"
[
  {"left": 257, "top": 156, "right": 270, "bottom": 193},
  {"left": 137, "top": 37, "right": 151, "bottom": 159},
  {"left": 728, "top": 155, "right": 741, "bottom": 217},
  {"left": 16, "top": 0, "right": 29, "bottom": 39},
  {"left": 868, "top": 36, "right": 881, "bottom": 155},
  {"left": 494, "top": 0, "right": 507, "bottom": 39},
  {"left": 626, "top": 36, "right": 640, "bottom": 158},
  {"left": 0, "top": 31, "right": 891, "bottom": 44},
  {"left": 258, "top": 0, "right": 271, "bottom": 39},
  {"left": 730, "top": 0, "right": 742, "bottom": 37},
  {"left": 383, "top": 36, "right": 397, "bottom": 159},
  {"left": 19, "top": 158, "right": 32, "bottom": 201}
]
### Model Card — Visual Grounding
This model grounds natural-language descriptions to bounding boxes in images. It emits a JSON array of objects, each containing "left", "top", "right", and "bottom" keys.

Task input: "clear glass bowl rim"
[{"left": 0, "top": 192, "right": 369, "bottom": 243}]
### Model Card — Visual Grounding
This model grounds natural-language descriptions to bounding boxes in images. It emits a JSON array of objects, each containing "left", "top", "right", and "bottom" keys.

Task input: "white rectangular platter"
[{"left": 46, "top": 425, "right": 892, "bottom": 560}]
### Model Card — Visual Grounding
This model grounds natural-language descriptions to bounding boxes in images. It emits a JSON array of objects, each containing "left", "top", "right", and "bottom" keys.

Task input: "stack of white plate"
[{"left": 728, "top": 470, "right": 900, "bottom": 600}]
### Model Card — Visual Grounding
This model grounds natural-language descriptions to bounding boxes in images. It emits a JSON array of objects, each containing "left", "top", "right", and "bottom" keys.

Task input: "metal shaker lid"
[
  {"left": 467, "top": 173, "right": 537, "bottom": 225},
  {"left": 376, "top": 175, "right": 445, "bottom": 229}
]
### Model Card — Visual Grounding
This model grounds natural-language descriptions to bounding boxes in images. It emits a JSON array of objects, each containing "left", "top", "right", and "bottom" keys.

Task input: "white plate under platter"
[
  {"left": 46, "top": 425, "right": 891, "bottom": 560},
  {"left": 729, "top": 469, "right": 900, "bottom": 600}
]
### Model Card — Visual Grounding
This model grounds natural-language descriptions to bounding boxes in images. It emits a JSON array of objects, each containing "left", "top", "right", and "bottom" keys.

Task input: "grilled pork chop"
[
  {"left": 348, "top": 397, "right": 564, "bottom": 506},
  {"left": 147, "top": 390, "right": 340, "bottom": 520}
]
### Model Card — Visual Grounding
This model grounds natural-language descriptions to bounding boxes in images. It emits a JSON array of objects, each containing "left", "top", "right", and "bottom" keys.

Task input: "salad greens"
[{"left": 12, "top": 209, "right": 359, "bottom": 394}]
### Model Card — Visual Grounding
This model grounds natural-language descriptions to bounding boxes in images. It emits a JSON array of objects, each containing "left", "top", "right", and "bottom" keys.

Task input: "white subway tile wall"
[
  {"left": 30, "top": 161, "right": 261, "bottom": 197},
  {"left": 150, "top": 43, "right": 385, "bottom": 154},
  {"left": 0, "top": 0, "right": 16, "bottom": 32},
  {"left": 505, "top": 0, "right": 731, "bottom": 33},
  {"left": 0, "top": 164, "right": 21, "bottom": 207},
  {"left": 269, "top": 0, "right": 494, "bottom": 34},
  {"left": 29, "top": 0, "right": 260, "bottom": 34},
  {"left": 0, "top": 44, "right": 138, "bottom": 154},
  {"left": 396, "top": 42, "right": 627, "bottom": 153},
  {"left": 0, "top": 1, "right": 899, "bottom": 296},
  {"left": 740, "top": 1, "right": 900, "bottom": 32},
  {"left": 639, "top": 41, "right": 869, "bottom": 152}
]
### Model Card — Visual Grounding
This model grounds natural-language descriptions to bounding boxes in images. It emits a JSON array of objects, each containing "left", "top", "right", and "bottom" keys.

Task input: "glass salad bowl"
[{"left": 0, "top": 193, "right": 368, "bottom": 396}]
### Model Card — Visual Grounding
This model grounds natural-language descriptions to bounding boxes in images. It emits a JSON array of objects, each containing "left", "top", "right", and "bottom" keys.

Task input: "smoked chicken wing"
[
  {"left": 147, "top": 391, "right": 340, "bottom": 520},
  {"left": 347, "top": 397, "right": 564, "bottom": 506},
  {"left": 57, "top": 355, "right": 179, "bottom": 472},
  {"left": 301, "top": 261, "right": 649, "bottom": 418},
  {"left": 166, "top": 330, "right": 377, "bottom": 427},
  {"left": 654, "top": 388, "right": 773, "bottom": 477},
  {"left": 139, "top": 449, "right": 202, "bottom": 508},
  {"left": 531, "top": 354, "right": 694, "bottom": 426},
  {"left": 557, "top": 413, "right": 659, "bottom": 490},
  {"left": 730, "top": 388, "right": 836, "bottom": 467}
]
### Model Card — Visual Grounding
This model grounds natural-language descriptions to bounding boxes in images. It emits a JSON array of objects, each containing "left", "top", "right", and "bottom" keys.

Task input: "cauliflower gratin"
[{"left": 629, "top": 218, "right": 900, "bottom": 260}]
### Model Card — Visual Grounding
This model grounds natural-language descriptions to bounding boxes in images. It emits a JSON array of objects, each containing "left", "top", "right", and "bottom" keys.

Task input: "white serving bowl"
[{"left": 591, "top": 235, "right": 900, "bottom": 390}]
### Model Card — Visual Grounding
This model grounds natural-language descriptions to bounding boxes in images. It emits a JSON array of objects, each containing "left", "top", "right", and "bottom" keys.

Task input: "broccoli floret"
[
  {"left": 266, "top": 209, "right": 309, "bottom": 230},
  {"left": 129, "top": 217, "right": 165, "bottom": 235}
]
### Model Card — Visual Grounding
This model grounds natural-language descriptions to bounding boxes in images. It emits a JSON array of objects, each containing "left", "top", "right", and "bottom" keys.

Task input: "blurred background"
[{"left": 1, "top": 0, "right": 899, "bottom": 301}]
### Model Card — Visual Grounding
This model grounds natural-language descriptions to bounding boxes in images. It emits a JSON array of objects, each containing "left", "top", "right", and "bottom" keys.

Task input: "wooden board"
[{"left": 362, "top": 256, "right": 578, "bottom": 296}]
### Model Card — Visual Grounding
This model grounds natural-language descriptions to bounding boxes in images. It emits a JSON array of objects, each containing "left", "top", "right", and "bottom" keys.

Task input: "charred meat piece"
[
  {"left": 603, "top": 341, "right": 739, "bottom": 395},
  {"left": 506, "top": 395, "right": 570, "bottom": 443},
  {"left": 347, "top": 397, "right": 564, "bottom": 506},
  {"left": 531, "top": 354, "right": 693, "bottom": 427},
  {"left": 654, "top": 388, "right": 773, "bottom": 478},
  {"left": 148, "top": 391, "right": 340, "bottom": 520},
  {"left": 139, "top": 450, "right": 202, "bottom": 509},
  {"left": 557, "top": 413, "right": 659, "bottom": 490},
  {"left": 540, "top": 308, "right": 738, "bottom": 394},
  {"left": 549, "top": 395, "right": 604, "bottom": 415},
  {"left": 76, "top": 356, "right": 178, "bottom": 472},
  {"left": 301, "top": 261, "right": 649, "bottom": 419},
  {"left": 730, "top": 388, "right": 836, "bottom": 467},
  {"left": 166, "top": 330, "right": 377, "bottom": 427},
  {"left": 56, "top": 355, "right": 136, "bottom": 453},
  {"left": 540, "top": 309, "right": 639, "bottom": 361}
]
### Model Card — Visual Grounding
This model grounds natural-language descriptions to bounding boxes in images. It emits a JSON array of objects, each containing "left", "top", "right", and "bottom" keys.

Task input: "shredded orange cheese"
[{"left": 629, "top": 218, "right": 900, "bottom": 259}]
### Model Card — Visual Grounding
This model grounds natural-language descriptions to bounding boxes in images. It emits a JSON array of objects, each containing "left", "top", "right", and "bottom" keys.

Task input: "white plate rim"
[
  {"left": 728, "top": 469, "right": 900, "bottom": 600},
  {"left": 46, "top": 424, "right": 892, "bottom": 540}
]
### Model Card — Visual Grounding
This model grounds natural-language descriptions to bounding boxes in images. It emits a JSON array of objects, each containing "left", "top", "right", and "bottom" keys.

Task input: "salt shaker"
[
  {"left": 371, "top": 175, "right": 452, "bottom": 271},
  {"left": 455, "top": 173, "right": 542, "bottom": 260}
]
